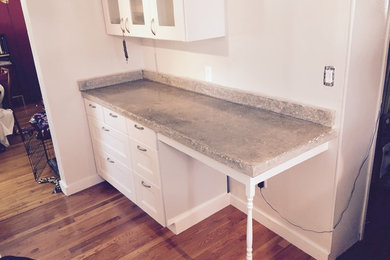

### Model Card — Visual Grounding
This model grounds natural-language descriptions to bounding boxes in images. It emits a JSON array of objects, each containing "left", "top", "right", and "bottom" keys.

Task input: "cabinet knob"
[
  {"left": 109, "top": 112, "right": 118, "bottom": 118},
  {"left": 137, "top": 145, "right": 147, "bottom": 152},
  {"left": 141, "top": 181, "right": 151, "bottom": 188},
  {"left": 134, "top": 124, "right": 144, "bottom": 130}
]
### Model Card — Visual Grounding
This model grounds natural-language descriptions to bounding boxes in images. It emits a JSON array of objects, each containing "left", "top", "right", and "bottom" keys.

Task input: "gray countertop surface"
[{"left": 82, "top": 79, "right": 335, "bottom": 178}]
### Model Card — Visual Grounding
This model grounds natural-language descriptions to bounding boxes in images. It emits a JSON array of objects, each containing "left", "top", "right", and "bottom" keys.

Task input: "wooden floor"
[{"left": 0, "top": 104, "right": 314, "bottom": 260}]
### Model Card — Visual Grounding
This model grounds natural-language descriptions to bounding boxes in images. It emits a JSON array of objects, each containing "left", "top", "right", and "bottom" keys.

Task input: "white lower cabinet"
[
  {"left": 85, "top": 98, "right": 228, "bottom": 232},
  {"left": 96, "top": 146, "right": 136, "bottom": 203},
  {"left": 127, "top": 119, "right": 166, "bottom": 225},
  {"left": 88, "top": 118, "right": 132, "bottom": 169},
  {"left": 84, "top": 99, "right": 136, "bottom": 204},
  {"left": 131, "top": 138, "right": 160, "bottom": 186},
  {"left": 133, "top": 173, "right": 165, "bottom": 226}
]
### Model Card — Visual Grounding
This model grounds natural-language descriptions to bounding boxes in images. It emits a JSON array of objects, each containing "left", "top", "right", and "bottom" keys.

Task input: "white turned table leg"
[{"left": 246, "top": 184, "right": 255, "bottom": 260}]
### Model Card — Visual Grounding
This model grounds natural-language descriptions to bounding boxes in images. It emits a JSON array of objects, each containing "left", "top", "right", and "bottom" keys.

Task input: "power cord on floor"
[{"left": 260, "top": 114, "right": 381, "bottom": 234}]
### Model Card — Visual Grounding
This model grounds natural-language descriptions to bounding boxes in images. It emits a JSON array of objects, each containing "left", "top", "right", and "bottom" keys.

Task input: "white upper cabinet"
[
  {"left": 102, "top": 0, "right": 132, "bottom": 36},
  {"left": 125, "top": 0, "right": 151, "bottom": 37},
  {"left": 102, "top": 0, "right": 123, "bottom": 35},
  {"left": 102, "top": 0, "right": 225, "bottom": 41}
]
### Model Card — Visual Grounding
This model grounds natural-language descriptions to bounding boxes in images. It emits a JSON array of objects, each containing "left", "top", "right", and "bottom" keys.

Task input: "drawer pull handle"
[
  {"left": 150, "top": 18, "right": 156, "bottom": 36},
  {"left": 89, "top": 104, "right": 96, "bottom": 108},
  {"left": 125, "top": 17, "right": 130, "bottom": 33},
  {"left": 137, "top": 145, "right": 147, "bottom": 152},
  {"left": 109, "top": 113, "right": 118, "bottom": 118},
  {"left": 102, "top": 127, "right": 110, "bottom": 132},
  {"left": 106, "top": 157, "right": 115, "bottom": 163},
  {"left": 141, "top": 181, "right": 151, "bottom": 188},
  {"left": 134, "top": 124, "right": 144, "bottom": 130}
]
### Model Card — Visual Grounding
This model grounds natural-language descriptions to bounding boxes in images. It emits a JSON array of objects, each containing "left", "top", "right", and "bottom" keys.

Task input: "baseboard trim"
[
  {"left": 59, "top": 174, "right": 104, "bottom": 196},
  {"left": 167, "top": 193, "right": 231, "bottom": 235},
  {"left": 230, "top": 194, "right": 330, "bottom": 260}
]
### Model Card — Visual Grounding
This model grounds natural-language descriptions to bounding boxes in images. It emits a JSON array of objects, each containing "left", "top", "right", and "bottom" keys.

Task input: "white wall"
[
  {"left": 141, "top": 0, "right": 353, "bottom": 258},
  {"left": 140, "top": 0, "right": 388, "bottom": 259},
  {"left": 330, "top": 1, "right": 389, "bottom": 257},
  {"left": 142, "top": 0, "right": 351, "bottom": 114},
  {"left": 21, "top": 0, "right": 144, "bottom": 195}
]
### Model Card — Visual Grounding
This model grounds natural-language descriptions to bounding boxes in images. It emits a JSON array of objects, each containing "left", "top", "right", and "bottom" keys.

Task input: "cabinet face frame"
[
  {"left": 102, "top": 0, "right": 123, "bottom": 36},
  {"left": 121, "top": 0, "right": 186, "bottom": 40},
  {"left": 125, "top": 0, "right": 154, "bottom": 38},
  {"left": 134, "top": 173, "right": 166, "bottom": 226},
  {"left": 150, "top": 0, "right": 186, "bottom": 41}
]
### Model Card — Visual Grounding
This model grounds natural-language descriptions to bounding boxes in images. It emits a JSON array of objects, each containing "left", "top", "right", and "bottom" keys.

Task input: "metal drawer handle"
[
  {"left": 106, "top": 157, "right": 115, "bottom": 163},
  {"left": 109, "top": 113, "right": 118, "bottom": 118},
  {"left": 134, "top": 124, "right": 144, "bottom": 130},
  {"left": 141, "top": 181, "right": 151, "bottom": 188},
  {"left": 120, "top": 17, "right": 125, "bottom": 32},
  {"left": 102, "top": 126, "right": 110, "bottom": 132},
  {"left": 125, "top": 17, "right": 130, "bottom": 33},
  {"left": 150, "top": 18, "right": 156, "bottom": 36},
  {"left": 137, "top": 145, "right": 147, "bottom": 152},
  {"left": 89, "top": 104, "right": 96, "bottom": 108}
]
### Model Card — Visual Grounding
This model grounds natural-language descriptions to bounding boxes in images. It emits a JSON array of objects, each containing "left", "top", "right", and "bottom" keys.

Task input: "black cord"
[
  {"left": 260, "top": 189, "right": 333, "bottom": 234},
  {"left": 260, "top": 114, "right": 380, "bottom": 234},
  {"left": 332, "top": 114, "right": 380, "bottom": 230},
  {"left": 122, "top": 39, "right": 128, "bottom": 62}
]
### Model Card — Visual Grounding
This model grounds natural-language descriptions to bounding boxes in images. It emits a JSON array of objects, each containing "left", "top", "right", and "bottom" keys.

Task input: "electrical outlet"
[
  {"left": 258, "top": 181, "right": 267, "bottom": 189},
  {"left": 204, "top": 66, "right": 212, "bottom": 82}
]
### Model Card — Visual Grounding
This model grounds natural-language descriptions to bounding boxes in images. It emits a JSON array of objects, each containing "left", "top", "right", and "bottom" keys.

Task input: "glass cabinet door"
[
  {"left": 130, "top": 0, "right": 146, "bottom": 25},
  {"left": 102, "top": 0, "right": 123, "bottom": 35},
  {"left": 156, "top": 0, "right": 175, "bottom": 27},
  {"left": 152, "top": 0, "right": 185, "bottom": 40},
  {"left": 126, "top": 0, "right": 152, "bottom": 37}
]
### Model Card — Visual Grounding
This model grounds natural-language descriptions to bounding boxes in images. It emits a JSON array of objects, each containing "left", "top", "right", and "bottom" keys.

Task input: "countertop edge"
[
  {"left": 252, "top": 130, "right": 336, "bottom": 177},
  {"left": 81, "top": 91, "right": 337, "bottom": 177}
]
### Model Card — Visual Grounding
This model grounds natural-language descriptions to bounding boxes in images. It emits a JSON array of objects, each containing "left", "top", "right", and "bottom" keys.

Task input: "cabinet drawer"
[
  {"left": 132, "top": 139, "right": 160, "bottom": 186},
  {"left": 127, "top": 119, "right": 157, "bottom": 150},
  {"left": 84, "top": 99, "right": 104, "bottom": 121},
  {"left": 88, "top": 118, "right": 132, "bottom": 169},
  {"left": 103, "top": 107, "right": 127, "bottom": 134},
  {"left": 134, "top": 173, "right": 165, "bottom": 226},
  {"left": 96, "top": 148, "right": 136, "bottom": 203}
]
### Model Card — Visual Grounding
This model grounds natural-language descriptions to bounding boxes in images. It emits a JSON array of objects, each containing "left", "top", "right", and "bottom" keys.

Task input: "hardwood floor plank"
[{"left": 0, "top": 183, "right": 119, "bottom": 242}]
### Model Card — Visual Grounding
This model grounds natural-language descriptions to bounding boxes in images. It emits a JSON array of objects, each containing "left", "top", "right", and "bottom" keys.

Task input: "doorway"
[
  {"left": 0, "top": 0, "right": 59, "bottom": 191},
  {"left": 339, "top": 42, "right": 390, "bottom": 259},
  {"left": 0, "top": 0, "right": 41, "bottom": 106}
]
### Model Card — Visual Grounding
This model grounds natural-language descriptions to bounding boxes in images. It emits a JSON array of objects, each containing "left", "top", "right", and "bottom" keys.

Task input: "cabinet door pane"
[
  {"left": 108, "top": 0, "right": 121, "bottom": 24},
  {"left": 130, "top": 0, "right": 146, "bottom": 25},
  {"left": 156, "top": 0, "right": 175, "bottom": 26}
]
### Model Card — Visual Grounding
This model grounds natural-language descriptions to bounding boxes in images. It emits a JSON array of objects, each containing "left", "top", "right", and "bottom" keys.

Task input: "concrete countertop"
[{"left": 81, "top": 78, "right": 335, "bottom": 178}]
